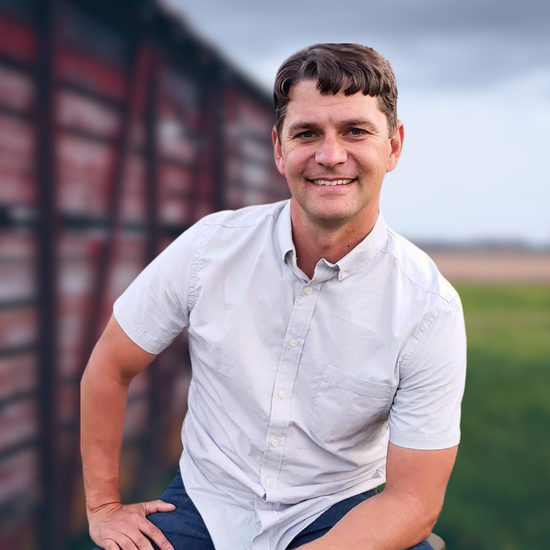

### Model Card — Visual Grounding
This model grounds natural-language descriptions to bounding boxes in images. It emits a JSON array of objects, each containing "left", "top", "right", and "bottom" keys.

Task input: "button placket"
[{"left": 260, "top": 280, "right": 323, "bottom": 501}]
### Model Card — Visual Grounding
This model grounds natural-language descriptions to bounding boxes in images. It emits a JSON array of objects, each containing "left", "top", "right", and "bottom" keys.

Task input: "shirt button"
[
  {"left": 304, "top": 287, "right": 313, "bottom": 295},
  {"left": 340, "top": 271, "right": 348, "bottom": 279},
  {"left": 271, "top": 438, "right": 279, "bottom": 447},
  {"left": 289, "top": 338, "right": 298, "bottom": 348},
  {"left": 266, "top": 476, "right": 273, "bottom": 485},
  {"left": 278, "top": 389, "right": 286, "bottom": 399}
]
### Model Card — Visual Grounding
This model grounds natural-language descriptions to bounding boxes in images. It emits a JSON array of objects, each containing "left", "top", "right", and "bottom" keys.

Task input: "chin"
[{"left": 308, "top": 206, "right": 357, "bottom": 225}]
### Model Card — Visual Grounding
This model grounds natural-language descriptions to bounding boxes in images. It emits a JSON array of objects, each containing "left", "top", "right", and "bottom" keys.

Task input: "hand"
[{"left": 88, "top": 500, "right": 176, "bottom": 550}]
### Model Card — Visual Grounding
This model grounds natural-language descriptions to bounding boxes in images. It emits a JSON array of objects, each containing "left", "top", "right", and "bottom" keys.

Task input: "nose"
[{"left": 315, "top": 135, "right": 347, "bottom": 168}]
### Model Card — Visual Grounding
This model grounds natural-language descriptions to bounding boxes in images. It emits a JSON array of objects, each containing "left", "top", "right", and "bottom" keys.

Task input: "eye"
[
  {"left": 296, "top": 130, "right": 316, "bottom": 139},
  {"left": 349, "top": 128, "right": 367, "bottom": 136}
]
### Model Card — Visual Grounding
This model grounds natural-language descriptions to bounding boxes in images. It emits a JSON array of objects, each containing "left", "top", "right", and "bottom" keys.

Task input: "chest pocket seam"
[{"left": 309, "top": 363, "right": 396, "bottom": 445}]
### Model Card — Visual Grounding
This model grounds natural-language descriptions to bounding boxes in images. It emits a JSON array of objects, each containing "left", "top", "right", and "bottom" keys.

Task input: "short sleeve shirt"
[{"left": 113, "top": 198, "right": 467, "bottom": 550}]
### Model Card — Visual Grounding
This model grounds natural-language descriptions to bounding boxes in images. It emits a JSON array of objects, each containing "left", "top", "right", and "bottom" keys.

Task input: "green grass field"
[{"left": 435, "top": 284, "right": 550, "bottom": 550}]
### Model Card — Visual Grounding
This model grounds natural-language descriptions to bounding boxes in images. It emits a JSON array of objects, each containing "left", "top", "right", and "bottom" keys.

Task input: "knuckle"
[
  {"left": 144, "top": 524, "right": 160, "bottom": 536},
  {"left": 100, "top": 537, "right": 119, "bottom": 550},
  {"left": 148, "top": 529, "right": 171, "bottom": 549},
  {"left": 135, "top": 535, "right": 150, "bottom": 546},
  {"left": 97, "top": 529, "right": 114, "bottom": 541},
  {"left": 131, "top": 508, "right": 144, "bottom": 519}
]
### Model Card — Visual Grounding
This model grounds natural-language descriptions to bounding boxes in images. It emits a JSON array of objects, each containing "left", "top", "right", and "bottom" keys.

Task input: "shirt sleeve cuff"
[
  {"left": 389, "top": 430, "right": 461, "bottom": 450},
  {"left": 113, "top": 303, "right": 163, "bottom": 355}
]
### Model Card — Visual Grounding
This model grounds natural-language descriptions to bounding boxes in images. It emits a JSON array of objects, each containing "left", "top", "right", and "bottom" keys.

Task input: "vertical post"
[
  {"left": 144, "top": 49, "right": 161, "bottom": 264},
  {"left": 193, "top": 63, "right": 223, "bottom": 221},
  {"left": 212, "top": 69, "right": 227, "bottom": 213},
  {"left": 34, "top": 0, "right": 61, "bottom": 548},
  {"left": 61, "top": 41, "right": 153, "bottom": 549},
  {"left": 133, "top": 43, "right": 162, "bottom": 498}
]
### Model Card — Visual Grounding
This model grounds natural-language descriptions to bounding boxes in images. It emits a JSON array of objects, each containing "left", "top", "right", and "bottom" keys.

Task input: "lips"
[{"left": 307, "top": 178, "right": 357, "bottom": 187}]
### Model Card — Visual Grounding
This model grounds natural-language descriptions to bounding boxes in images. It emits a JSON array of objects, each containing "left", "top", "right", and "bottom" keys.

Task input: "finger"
[
  {"left": 143, "top": 500, "right": 176, "bottom": 515},
  {"left": 101, "top": 539, "right": 121, "bottom": 550},
  {"left": 130, "top": 532, "right": 155, "bottom": 550},
  {"left": 140, "top": 520, "right": 174, "bottom": 550},
  {"left": 114, "top": 532, "right": 140, "bottom": 550}
]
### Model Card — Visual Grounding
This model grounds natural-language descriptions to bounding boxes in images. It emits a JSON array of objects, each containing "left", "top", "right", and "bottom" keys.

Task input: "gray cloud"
[
  {"left": 167, "top": 0, "right": 550, "bottom": 91},
  {"left": 176, "top": 0, "right": 550, "bottom": 36}
]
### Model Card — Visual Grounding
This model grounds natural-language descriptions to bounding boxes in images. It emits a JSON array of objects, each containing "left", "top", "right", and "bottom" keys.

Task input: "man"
[{"left": 82, "top": 43, "right": 466, "bottom": 550}]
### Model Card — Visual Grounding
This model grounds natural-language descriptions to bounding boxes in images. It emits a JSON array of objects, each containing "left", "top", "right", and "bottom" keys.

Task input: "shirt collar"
[{"left": 276, "top": 199, "right": 389, "bottom": 281}]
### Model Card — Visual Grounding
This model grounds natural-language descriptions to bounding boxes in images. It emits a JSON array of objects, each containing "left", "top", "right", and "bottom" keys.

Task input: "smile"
[{"left": 308, "top": 178, "right": 356, "bottom": 186}]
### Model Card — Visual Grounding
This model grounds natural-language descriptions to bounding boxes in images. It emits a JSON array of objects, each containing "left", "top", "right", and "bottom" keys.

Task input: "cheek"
[
  {"left": 285, "top": 149, "right": 312, "bottom": 175},
  {"left": 357, "top": 148, "right": 389, "bottom": 173}
]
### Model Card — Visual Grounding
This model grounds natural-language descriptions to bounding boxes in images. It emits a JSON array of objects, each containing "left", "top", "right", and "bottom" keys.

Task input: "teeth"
[{"left": 311, "top": 179, "right": 354, "bottom": 186}]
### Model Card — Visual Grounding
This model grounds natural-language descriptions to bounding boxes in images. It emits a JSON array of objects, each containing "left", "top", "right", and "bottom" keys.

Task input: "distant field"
[
  {"left": 428, "top": 251, "right": 550, "bottom": 283},
  {"left": 435, "top": 284, "right": 550, "bottom": 550}
]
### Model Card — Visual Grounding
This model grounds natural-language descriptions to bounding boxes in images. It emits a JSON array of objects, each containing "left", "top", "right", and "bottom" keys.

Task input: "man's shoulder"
[
  {"left": 383, "top": 225, "right": 458, "bottom": 304},
  {"left": 201, "top": 199, "right": 288, "bottom": 229}
]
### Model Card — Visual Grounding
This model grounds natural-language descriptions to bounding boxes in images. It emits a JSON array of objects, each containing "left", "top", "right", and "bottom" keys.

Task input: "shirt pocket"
[{"left": 309, "top": 363, "right": 397, "bottom": 446}]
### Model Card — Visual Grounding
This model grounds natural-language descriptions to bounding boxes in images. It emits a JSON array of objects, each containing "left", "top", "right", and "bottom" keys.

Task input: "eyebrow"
[{"left": 287, "top": 118, "right": 379, "bottom": 134}]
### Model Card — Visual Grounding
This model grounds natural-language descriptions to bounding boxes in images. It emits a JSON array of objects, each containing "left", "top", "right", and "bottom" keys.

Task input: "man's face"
[{"left": 273, "top": 79, "right": 403, "bottom": 228}]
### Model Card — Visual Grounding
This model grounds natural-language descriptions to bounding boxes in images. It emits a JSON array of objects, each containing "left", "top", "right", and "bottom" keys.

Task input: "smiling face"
[{"left": 273, "top": 79, "right": 404, "bottom": 230}]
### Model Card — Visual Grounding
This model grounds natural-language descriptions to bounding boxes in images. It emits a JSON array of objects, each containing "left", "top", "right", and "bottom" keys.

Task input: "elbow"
[
  {"left": 420, "top": 501, "right": 443, "bottom": 540},
  {"left": 397, "top": 492, "right": 442, "bottom": 541},
  {"left": 385, "top": 490, "right": 444, "bottom": 541}
]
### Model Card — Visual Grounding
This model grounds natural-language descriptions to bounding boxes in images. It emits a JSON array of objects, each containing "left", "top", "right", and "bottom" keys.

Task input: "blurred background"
[{"left": 0, "top": 0, "right": 548, "bottom": 549}]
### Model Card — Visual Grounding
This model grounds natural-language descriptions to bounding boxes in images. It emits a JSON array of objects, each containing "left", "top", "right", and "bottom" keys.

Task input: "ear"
[
  {"left": 386, "top": 120, "right": 404, "bottom": 173},
  {"left": 272, "top": 126, "right": 286, "bottom": 177}
]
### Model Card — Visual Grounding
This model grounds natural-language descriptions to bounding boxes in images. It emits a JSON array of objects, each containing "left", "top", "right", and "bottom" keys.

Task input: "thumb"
[{"left": 144, "top": 499, "right": 176, "bottom": 514}]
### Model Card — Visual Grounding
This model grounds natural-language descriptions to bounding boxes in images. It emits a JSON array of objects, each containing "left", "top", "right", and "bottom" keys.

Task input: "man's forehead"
[
  {"left": 288, "top": 78, "right": 348, "bottom": 100},
  {"left": 285, "top": 80, "right": 385, "bottom": 124}
]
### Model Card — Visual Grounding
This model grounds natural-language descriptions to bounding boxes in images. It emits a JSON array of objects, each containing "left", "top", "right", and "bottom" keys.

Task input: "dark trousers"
[{"left": 95, "top": 470, "right": 433, "bottom": 549}]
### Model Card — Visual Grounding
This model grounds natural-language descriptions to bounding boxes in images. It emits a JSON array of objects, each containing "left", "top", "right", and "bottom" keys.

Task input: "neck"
[{"left": 290, "top": 199, "right": 379, "bottom": 279}]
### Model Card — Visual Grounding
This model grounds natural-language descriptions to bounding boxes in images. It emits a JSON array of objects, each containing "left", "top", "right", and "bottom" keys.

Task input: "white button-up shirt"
[{"left": 113, "top": 198, "right": 467, "bottom": 550}]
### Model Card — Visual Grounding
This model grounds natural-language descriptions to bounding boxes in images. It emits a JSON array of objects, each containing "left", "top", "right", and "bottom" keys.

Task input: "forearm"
[
  {"left": 81, "top": 363, "right": 130, "bottom": 514},
  {"left": 304, "top": 490, "right": 437, "bottom": 550}
]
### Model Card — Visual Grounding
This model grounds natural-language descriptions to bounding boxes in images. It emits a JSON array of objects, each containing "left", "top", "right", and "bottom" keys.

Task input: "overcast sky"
[{"left": 165, "top": 0, "right": 550, "bottom": 245}]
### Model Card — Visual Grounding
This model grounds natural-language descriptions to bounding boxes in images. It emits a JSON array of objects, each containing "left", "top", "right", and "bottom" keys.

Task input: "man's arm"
[
  {"left": 81, "top": 314, "right": 175, "bottom": 550},
  {"left": 302, "top": 441, "right": 457, "bottom": 550}
]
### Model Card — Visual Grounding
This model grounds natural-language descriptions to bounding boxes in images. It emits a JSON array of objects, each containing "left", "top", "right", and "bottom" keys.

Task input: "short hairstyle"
[{"left": 273, "top": 43, "right": 398, "bottom": 138}]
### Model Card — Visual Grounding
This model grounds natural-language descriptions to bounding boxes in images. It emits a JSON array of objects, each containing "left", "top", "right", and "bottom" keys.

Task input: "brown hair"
[{"left": 274, "top": 43, "right": 398, "bottom": 138}]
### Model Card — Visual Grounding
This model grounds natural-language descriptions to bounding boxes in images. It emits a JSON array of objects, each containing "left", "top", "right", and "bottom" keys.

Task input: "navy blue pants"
[{"left": 95, "top": 470, "right": 433, "bottom": 549}]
